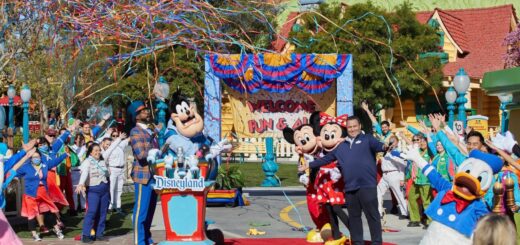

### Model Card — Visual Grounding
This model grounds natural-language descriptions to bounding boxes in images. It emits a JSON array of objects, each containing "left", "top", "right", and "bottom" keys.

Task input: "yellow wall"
[
  {"left": 443, "top": 34, "right": 458, "bottom": 62},
  {"left": 508, "top": 109, "right": 520, "bottom": 138}
]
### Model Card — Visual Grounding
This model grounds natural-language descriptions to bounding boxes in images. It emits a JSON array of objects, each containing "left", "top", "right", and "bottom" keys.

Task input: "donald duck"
[{"left": 402, "top": 146, "right": 503, "bottom": 244}]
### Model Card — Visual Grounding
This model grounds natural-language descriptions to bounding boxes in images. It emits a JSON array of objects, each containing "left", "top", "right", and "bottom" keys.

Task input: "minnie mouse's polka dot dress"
[{"left": 313, "top": 162, "right": 345, "bottom": 205}]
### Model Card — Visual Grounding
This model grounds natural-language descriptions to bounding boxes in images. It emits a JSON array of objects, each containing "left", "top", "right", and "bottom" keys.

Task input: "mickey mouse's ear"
[{"left": 283, "top": 127, "right": 295, "bottom": 144}]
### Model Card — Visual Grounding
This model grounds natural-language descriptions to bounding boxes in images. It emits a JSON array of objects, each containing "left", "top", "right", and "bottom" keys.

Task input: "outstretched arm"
[
  {"left": 401, "top": 145, "right": 452, "bottom": 191},
  {"left": 361, "top": 102, "right": 381, "bottom": 135}
]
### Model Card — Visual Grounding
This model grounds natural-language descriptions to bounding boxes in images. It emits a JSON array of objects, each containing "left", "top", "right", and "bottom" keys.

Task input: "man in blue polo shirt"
[{"left": 301, "top": 116, "right": 387, "bottom": 245}]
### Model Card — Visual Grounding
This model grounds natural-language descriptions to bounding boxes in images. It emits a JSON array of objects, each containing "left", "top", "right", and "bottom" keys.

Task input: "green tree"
[{"left": 289, "top": 2, "right": 444, "bottom": 108}]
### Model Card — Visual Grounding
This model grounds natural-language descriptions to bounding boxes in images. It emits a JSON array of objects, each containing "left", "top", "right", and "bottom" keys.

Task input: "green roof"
[
  {"left": 482, "top": 67, "right": 520, "bottom": 95},
  {"left": 276, "top": 0, "right": 520, "bottom": 27}
]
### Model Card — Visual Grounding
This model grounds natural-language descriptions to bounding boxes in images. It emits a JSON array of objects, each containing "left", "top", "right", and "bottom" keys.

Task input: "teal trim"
[
  {"left": 419, "top": 52, "right": 448, "bottom": 64},
  {"left": 169, "top": 195, "right": 198, "bottom": 236}
]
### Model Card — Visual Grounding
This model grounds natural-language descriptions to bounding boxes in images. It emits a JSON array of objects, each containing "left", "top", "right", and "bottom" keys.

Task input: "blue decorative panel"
[
  {"left": 168, "top": 195, "right": 198, "bottom": 236},
  {"left": 337, "top": 56, "right": 353, "bottom": 116},
  {"left": 204, "top": 56, "right": 222, "bottom": 179}
]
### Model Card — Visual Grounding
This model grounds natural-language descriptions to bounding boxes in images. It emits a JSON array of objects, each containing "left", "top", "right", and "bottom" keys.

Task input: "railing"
[{"left": 229, "top": 137, "right": 298, "bottom": 162}]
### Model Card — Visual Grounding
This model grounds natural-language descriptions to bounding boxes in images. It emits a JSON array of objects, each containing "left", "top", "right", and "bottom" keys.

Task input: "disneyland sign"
[{"left": 153, "top": 176, "right": 205, "bottom": 191}]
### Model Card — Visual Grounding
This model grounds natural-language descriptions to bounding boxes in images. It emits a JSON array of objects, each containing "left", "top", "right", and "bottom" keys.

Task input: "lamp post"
[
  {"left": 453, "top": 68, "right": 471, "bottom": 128},
  {"left": 153, "top": 76, "right": 170, "bottom": 147},
  {"left": 7, "top": 84, "right": 16, "bottom": 129},
  {"left": 20, "top": 85, "right": 31, "bottom": 144},
  {"left": 498, "top": 93, "right": 513, "bottom": 134},
  {"left": 445, "top": 86, "right": 457, "bottom": 129}
]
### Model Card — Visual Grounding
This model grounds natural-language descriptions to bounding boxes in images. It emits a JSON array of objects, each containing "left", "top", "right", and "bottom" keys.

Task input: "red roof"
[
  {"left": 416, "top": 5, "right": 517, "bottom": 78},
  {"left": 272, "top": 12, "right": 300, "bottom": 52},
  {"left": 275, "top": 5, "right": 517, "bottom": 78}
]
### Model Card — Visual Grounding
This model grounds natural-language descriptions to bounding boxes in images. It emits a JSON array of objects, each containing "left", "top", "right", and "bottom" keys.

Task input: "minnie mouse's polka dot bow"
[{"left": 319, "top": 112, "right": 348, "bottom": 127}]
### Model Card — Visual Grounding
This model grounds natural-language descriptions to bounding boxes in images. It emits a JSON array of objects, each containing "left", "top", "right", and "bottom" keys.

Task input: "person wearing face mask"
[
  {"left": 0, "top": 141, "right": 36, "bottom": 245},
  {"left": 38, "top": 122, "right": 79, "bottom": 232},
  {"left": 101, "top": 129, "right": 129, "bottom": 214},
  {"left": 56, "top": 128, "right": 77, "bottom": 216},
  {"left": 76, "top": 143, "right": 111, "bottom": 243},
  {"left": 38, "top": 136, "right": 69, "bottom": 230},
  {"left": 404, "top": 134, "right": 433, "bottom": 229},
  {"left": 14, "top": 149, "right": 67, "bottom": 241}
]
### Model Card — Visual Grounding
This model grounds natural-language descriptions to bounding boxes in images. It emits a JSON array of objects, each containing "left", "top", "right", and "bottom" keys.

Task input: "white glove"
[
  {"left": 303, "top": 154, "right": 315, "bottom": 163},
  {"left": 330, "top": 167, "right": 342, "bottom": 183},
  {"left": 208, "top": 139, "right": 232, "bottom": 159},
  {"left": 147, "top": 149, "right": 160, "bottom": 164},
  {"left": 164, "top": 154, "right": 174, "bottom": 169},
  {"left": 218, "top": 139, "right": 233, "bottom": 153},
  {"left": 299, "top": 174, "right": 309, "bottom": 186},
  {"left": 401, "top": 145, "right": 428, "bottom": 169},
  {"left": 491, "top": 133, "right": 506, "bottom": 151},
  {"left": 503, "top": 131, "right": 518, "bottom": 153}
]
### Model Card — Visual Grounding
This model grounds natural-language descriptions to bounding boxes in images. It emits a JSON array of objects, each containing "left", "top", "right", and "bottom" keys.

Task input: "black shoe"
[
  {"left": 423, "top": 224, "right": 429, "bottom": 229},
  {"left": 116, "top": 208, "right": 126, "bottom": 216},
  {"left": 407, "top": 221, "right": 420, "bottom": 227},
  {"left": 96, "top": 236, "right": 109, "bottom": 241},
  {"left": 399, "top": 215, "right": 409, "bottom": 220},
  {"left": 81, "top": 235, "right": 94, "bottom": 244}
]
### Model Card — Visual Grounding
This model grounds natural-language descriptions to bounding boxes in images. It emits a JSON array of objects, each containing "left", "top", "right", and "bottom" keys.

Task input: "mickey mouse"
[{"left": 283, "top": 113, "right": 332, "bottom": 243}]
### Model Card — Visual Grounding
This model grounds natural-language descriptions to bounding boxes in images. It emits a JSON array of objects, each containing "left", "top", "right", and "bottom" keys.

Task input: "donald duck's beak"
[{"left": 453, "top": 172, "right": 485, "bottom": 201}]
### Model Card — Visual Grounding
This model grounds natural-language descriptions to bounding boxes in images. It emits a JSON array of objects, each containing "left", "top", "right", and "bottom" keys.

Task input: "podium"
[{"left": 154, "top": 164, "right": 215, "bottom": 245}]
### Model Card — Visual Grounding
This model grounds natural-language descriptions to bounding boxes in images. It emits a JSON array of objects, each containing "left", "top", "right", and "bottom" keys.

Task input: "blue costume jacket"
[{"left": 422, "top": 164, "right": 489, "bottom": 238}]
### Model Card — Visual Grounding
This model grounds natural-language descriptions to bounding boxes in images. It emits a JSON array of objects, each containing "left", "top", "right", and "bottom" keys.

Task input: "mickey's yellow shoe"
[
  {"left": 320, "top": 223, "right": 333, "bottom": 241},
  {"left": 305, "top": 229, "right": 323, "bottom": 243},
  {"left": 324, "top": 235, "right": 348, "bottom": 245}
]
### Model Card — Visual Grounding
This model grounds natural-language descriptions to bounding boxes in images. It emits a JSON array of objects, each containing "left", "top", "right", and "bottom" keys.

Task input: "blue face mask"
[
  {"left": 38, "top": 145, "right": 49, "bottom": 152},
  {"left": 32, "top": 158, "right": 41, "bottom": 166}
]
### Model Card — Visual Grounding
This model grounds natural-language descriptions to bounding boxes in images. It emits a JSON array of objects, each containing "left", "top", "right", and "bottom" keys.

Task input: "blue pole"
[
  {"left": 23, "top": 102, "right": 29, "bottom": 143},
  {"left": 156, "top": 100, "right": 168, "bottom": 147},
  {"left": 500, "top": 102, "right": 509, "bottom": 133},
  {"left": 447, "top": 102, "right": 455, "bottom": 129},
  {"left": 261, "top": 137, "right": 280, "bottom": 187},
  {"left": 8, "top": 98, "right": 14, "bottom": 129},
  {"left": 456, "top": 92, "right": 467, "bottom": 128}
]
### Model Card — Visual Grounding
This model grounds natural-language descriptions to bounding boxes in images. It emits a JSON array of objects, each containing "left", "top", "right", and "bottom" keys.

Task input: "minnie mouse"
[
  {"left": 310, "top": 111, "right": 350, "bottom": 245},
  {"left": 283, "top": 117, "right": 331, "bottom": 243}
]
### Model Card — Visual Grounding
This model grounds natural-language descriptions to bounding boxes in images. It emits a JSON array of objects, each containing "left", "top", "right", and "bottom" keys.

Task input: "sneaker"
[
  {"left": 407, "top": 221, "right": 421, "bottom": 227},
  {"left": 39, "top": 226, "right": 49, "bottom": 234},
  {"left": 399, "top": 215, "right": 409, "bottom": 220},
  {"left": 32, "top": 233, "right": 42, "bottom": 241},
  {"left": 81, "top": 235, "right": 94, "bottom": 244},
  {"left": 53, "top": 227, "right": 65, "bottom": 240},
  {"left": 423, "top": 224, "right": 429, "bottom": 229}
]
